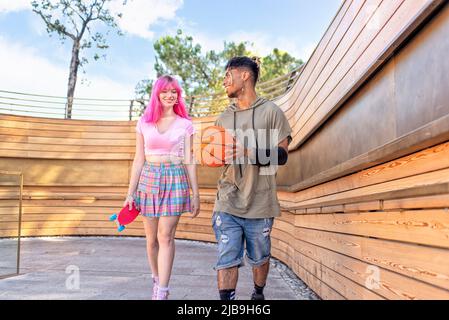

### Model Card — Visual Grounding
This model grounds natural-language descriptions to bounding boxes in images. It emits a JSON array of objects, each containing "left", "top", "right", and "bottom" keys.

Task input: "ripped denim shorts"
[{"left": 211, "top": 211, "right": 274, "bottom": 270}]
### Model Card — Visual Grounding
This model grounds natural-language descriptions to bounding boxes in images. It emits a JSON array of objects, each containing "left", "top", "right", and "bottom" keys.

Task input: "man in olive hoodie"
[{"left": 212, "top": 56, "right": 292, "bottom": 300}]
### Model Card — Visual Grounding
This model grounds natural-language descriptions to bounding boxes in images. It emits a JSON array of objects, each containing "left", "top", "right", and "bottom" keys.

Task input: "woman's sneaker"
[
  {"left": 151, "top": 276, "right": 159, "bottom": 300},
  {"left": 156, "top": 286, "right": 169, "bottom": 300}
]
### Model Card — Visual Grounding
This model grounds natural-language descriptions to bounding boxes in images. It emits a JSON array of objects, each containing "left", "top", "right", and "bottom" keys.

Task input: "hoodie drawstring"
[
  {"left": 252, "top": 107, "right": 258, "bottom": 160},
  {"left": 233, "top": 111, "right": 243, "bottom": 178}
]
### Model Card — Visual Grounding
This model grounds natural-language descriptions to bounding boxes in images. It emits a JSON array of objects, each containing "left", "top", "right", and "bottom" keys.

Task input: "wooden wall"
[
  {"left": 275, "top": 0, "right": 449, "bottom": 190},
  {"left": 1, "top": 0, "right": 449, "bottom": 299},
  {"left": 274, "top": 141, "right": 449, "bottom": 299}
]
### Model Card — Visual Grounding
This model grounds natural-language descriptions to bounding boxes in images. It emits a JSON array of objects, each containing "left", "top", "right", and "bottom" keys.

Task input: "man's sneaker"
[{"left": 250, "top": 290, "right": 265, "bottom": 300}]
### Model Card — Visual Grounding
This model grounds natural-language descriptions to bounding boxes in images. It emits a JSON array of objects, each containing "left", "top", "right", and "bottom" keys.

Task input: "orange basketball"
[{"left": 195, "top": 126, "right": 235, "bottom": 167}]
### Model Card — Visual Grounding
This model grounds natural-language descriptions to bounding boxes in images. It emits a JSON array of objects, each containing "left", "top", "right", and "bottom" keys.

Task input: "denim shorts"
[{"left": 212, "top": 211, "right": 274, "bottom": 270}]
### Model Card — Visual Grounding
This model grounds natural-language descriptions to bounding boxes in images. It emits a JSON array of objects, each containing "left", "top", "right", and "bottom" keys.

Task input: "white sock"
[{"left": 158, "top": 286, "right": 169, "bottom": 292}]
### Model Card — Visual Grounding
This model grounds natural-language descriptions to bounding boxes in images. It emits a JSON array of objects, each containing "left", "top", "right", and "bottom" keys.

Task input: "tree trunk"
[{"left": 66, "top": 39, "right": 81, "bottom": 119}]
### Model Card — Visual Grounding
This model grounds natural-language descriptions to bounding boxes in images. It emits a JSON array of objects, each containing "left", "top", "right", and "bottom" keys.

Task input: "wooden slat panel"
[
  {"left": 281, "top": 167, "right": 449, "bottom": 210},
  {"left": 0, "top": 149, "right": 133, "bottom": 160},
  {"left": 1, "top": 192, "right": 124, "bottom": 200},
  {"left": 0, "top": 159, "right": 130, "bottom": 186},
  {"left": 0, "top": 119, "right": 134, "bottom": 133},
  {"left": 0, "top": 134, "right": 135, "bottom": 146},
  {"left": 287, "top": 0, "right": 442, "bottom": 148},
  {"left": 287, "top": 0, "right": 390, "bottom": 122},
  {"left": 0, "top": 228, "right": 216, "bottom": 242},
  {"left": 174, "top": 231, "right": 216, "bottom": 243},
  {"left": 272, "top": 236, "right": 383, "bottom": 299},
  {"left": 344, "top": 201, "right": 381, "bottom": 212},
  {"left": 0, "top": 127, "right": 135, "bottom": 139},
  {"left": 283, "top": 139, "right": 449, "bottom": 206},
  {"left": 272, "top": 247, "right": 345, "bottom": 300},
  {"left": 6, "top": 199, "right": 124, "bottom": 207},
  {"left": 291, "top": 210, "right": 449, "bottom": 248},
  {"left": 0, "top": 213, "right": 211, "bottom": 223},
  {"left": 0, "top": 221, "right": 213, "bottom": 236},
  {"left": 0, "top": 227, "right": 214, "bottom": 238},
  {"left": 0, "top": 114, "right": 133, "bottom": 126},
  {"left": 383, "top": 194, "right": 449, "bottom": 210},
  {"left": 0, "top": 228, "right": 145, "bottom": 237},
  {"left": 294, "top": 227, "right": 449, "bottom": 290},
  {"left": 0, "top": 141, "right": 135, "bottom": 153},
  {"left": 0, "top": 203, "right": 214, "bottom": 215},
  {"left": 290, "top": 0, "right": 406, "bottom": 143},
  {"left": 272, "top": 223, "right": 449, "bottom": 299},
  {"left": 321, "top": 204, "right": 345, "bottom": 213},
  {"left": 282, "top": 0, "right": 360, "bottom": 117}
]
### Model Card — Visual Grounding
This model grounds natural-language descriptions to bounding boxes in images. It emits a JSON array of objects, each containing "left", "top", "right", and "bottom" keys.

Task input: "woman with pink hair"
[{"left": 124, "top": 75, "right": 200, "bottom": 300}]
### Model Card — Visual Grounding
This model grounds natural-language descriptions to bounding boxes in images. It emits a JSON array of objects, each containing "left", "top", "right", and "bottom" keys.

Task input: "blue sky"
[{"left": 0, "top": 0, "right": 342, "bottom": 99}]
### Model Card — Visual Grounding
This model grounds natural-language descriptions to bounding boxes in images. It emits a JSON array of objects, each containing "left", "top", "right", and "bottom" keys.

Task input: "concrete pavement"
[{"left": 0, "top": 237, "right": 319, "bottom": 300}]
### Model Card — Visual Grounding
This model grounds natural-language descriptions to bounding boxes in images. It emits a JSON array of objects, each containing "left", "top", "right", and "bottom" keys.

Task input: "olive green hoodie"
[{"left": 213, "top": 97, "right": 292, "bottom": 219}]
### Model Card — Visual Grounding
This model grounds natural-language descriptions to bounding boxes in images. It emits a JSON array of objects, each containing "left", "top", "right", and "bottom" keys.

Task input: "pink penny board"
[
  {"left": 109, "top": 203, "right": 140, "bottom": 232},
  {"left": 118, "top": 204, "right": 140, "bottom": 225}
]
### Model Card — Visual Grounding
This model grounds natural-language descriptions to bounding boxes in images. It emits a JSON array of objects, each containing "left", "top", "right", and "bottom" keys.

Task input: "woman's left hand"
[{"left": 191, "top": 196, "right": 200, "bottom": 218}]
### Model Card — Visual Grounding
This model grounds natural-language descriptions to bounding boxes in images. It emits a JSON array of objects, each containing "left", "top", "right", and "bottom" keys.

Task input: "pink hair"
[{"left": 143, "top": 75, "right": 190, "bottom": 123}]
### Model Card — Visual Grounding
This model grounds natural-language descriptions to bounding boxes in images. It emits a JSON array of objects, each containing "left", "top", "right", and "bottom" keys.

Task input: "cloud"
[
  {"left": 0, "top": 0, "right": 31, "bottom": 13},
  {"left": 0, "top": 0, "right": 183, "bottom": 40},
  {"left": 109, "top": 0, "right": 184, "bottom": 39},
  {"left": 0, "top": 35, "right": 136, "bottom": 100}
]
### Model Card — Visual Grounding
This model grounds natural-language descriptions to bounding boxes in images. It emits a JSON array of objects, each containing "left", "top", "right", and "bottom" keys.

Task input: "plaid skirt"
[{"left": 133, "top": 162, "right": 191, "bottom": 217}]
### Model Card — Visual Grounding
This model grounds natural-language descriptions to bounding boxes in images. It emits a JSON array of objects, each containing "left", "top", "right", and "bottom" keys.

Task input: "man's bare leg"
[
  {"left": 253, "top": 260, "right": 269, "bottom": 286},
  {"left": 251, "top": 260, "right": 270, "bottom": 300},
  {"left": 218, "top": 267, "right": 239, "bottom": 300}
]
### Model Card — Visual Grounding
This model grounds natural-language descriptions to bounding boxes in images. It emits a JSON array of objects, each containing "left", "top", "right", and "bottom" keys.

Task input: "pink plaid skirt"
[{"left": 133, "top": 162, "right": 191, "bottom": 217}]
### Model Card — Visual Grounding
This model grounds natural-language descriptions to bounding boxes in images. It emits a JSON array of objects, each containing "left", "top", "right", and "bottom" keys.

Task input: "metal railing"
[
  {"left": 0, "top": 90, "right": 142, "bottom": 121},
  {"left": 0, "top": 65, "right": 304, "bottom": 121}
]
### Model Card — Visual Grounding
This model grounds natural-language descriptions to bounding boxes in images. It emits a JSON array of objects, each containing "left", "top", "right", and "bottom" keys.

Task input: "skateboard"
[{"left": 109, "top": 203, "right": 140, "bottom": 232}]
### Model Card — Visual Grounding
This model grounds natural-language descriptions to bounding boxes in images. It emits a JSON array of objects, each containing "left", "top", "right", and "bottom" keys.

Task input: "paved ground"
[{"left": 0, "top": 237, "right": 320, "bottom": 300}]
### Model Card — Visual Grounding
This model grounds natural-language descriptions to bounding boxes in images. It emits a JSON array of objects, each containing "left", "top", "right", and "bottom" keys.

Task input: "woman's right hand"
[{"left": 124, "top": 194, "right": 134, "bottom": 210}]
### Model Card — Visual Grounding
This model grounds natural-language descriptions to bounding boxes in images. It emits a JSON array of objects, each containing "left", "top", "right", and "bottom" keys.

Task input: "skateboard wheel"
[
  {"left": 118, "top": 225, "right": 125, "bottom": 232},
  {"left": 109, "top": 214, "right": 117, "bottom": 221}
]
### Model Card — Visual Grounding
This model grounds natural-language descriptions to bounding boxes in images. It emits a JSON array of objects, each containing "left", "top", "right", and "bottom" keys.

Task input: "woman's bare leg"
[
  {"left": 142, "top": 216, "right": 159, "bottom": 277},
  {"left": 157, "top": 215, "right": 180, "bottom": 288}
]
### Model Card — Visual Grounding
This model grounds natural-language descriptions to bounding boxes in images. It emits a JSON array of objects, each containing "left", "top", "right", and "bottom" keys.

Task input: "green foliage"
[
  {"left": 153, "top": 29, "right": 212, "bottom": 97},
  {"left": 259, "top": 48, "right": 303, "bottom": 83},
  {"left": 133, "top": 78, "right": 153, "bottom": 116},
  {"left": 136, "top": 29, "right": 303, "bottom": 116}
]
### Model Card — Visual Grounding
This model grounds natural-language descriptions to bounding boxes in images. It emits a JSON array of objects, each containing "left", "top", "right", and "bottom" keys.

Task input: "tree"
[
  {"left": 153, "top": 29, "right": 213, "bottom": 97},
  {"left": 134, "top": 78, "right": 153, "bottom": 115},
  {"left": 257, "top": 48, "right": 303, "bottom": 99},
  {"left": 135, "top": 29, "right": 303, "bottom": 116},
  {"left": 31, "top": 0, "right": 126, "bottom": 119},
  {"left": 259, "top": 48, "right": 303, "bottom": 83}
]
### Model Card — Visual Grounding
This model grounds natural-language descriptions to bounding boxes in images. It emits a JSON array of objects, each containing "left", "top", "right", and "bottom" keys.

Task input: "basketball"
[{"left": 195, "top": 126, "right": 235, "bottom": 167}]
